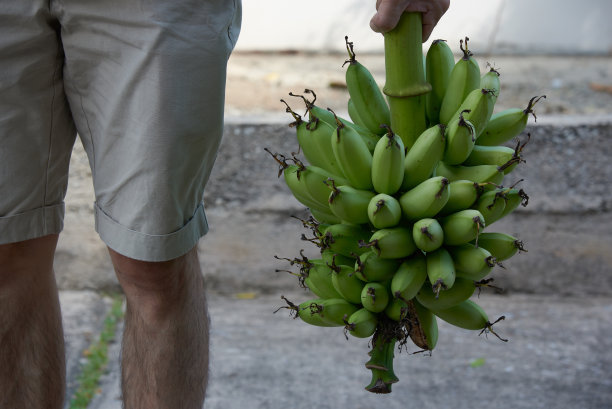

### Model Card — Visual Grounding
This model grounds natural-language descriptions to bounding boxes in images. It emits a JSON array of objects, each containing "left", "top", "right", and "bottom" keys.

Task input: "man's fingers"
[
  {"left": 370, "top": 0, "right": 409, "bottom": 33},
  {"left": 421, "top": 0, "right": 450, "bottom": 40},
  {"left": 371, "top": 0, "right": 450, "bottom": 38}
]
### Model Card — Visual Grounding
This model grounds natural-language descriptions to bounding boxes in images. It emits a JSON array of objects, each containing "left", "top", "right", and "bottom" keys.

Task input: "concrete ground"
[
  {"left": 63, "top": 291, "right": 612, "bottom": 409},
  {"left": 53, "top": 52, "right": 612, "bottom": 408}
]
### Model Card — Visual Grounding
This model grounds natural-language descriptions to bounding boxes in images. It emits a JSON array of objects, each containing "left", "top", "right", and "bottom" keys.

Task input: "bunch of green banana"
[{"left": 271, "top": 16, "right": 539, "bottom": 394}]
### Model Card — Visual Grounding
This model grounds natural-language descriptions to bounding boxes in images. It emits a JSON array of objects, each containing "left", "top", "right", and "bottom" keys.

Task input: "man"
[{"left": 0, "top": 0, "right": 448, "bottom": 408}]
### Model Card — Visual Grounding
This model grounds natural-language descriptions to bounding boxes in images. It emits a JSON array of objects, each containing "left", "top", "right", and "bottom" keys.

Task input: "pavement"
[
  {"left": 63, "top": 291, "right": 612, "bottom": 409},
  {"left": 51, "top": 51, "right": 612, "bottom": 408}
]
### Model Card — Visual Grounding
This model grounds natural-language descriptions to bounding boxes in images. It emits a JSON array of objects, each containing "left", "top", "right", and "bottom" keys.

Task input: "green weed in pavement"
[{"left": 69, "top": 294, "right": 124, "bottom": 409}]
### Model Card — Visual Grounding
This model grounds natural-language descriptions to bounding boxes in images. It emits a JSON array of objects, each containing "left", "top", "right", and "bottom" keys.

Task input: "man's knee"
[
  {"left": 110, "top": 246, "right": 200, "bottom": 291},
  {"left": 109, "top": 246, "right": 204, "bottom": 323}
]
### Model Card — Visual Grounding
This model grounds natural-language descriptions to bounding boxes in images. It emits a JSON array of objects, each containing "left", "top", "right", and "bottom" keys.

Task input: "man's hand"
[{"left": 370, "top": 0, "right": 450, "bottom": 41}]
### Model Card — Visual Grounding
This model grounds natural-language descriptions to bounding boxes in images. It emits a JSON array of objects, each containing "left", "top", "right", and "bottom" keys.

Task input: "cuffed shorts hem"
[
  {"left": 94, "top": 202, "right": 209, "bottom": 262},
  {"left": 0, "top": 203, "right": 64, "bottom": 245}
]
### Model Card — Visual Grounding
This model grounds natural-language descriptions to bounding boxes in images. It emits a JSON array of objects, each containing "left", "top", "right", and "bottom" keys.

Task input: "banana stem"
[
  {"left": 364, "top": 337, "right": 398, "bottom": 394},
  {"left": 383, "top": 12, "right": 431, "bottom": 149}
]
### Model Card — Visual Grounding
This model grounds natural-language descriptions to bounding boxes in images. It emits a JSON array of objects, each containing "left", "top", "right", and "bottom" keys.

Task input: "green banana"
[
  {"left": 281, "top": 99, "right": 347, "bottom": 178},
  {"left": 276, "top": 295, "right": 359, "bottom": 327},
  {"left": 367, "top": 193, "right": 402, "bottom": 229},
  {"left": 465, "top": 135, "right": 528, "bottom": 174},
  {"left": 476, "top": 232, "right": 526, "bottom": 261},
  {"left": 426, "top": 248, "right": 456, "bottom": 294},
  {"left": 412, "top": 218, "right": 444, "bottom": 252},
  {"left": 298, "top": 90, "right": 381, "bottom": 152},
  {"left": 330, "top": 262, "right": 366, "bottom": 304},
  {"left": 390, "top": 253, "right": 427, "bottom": 302},
  {"left": 474, "top": 189, "right": 507, "bottom": 226},
  {"left": 477, "top": 95, "right": 546, "bottom": 146},
  {"left": 361, "top": 226, "right": 417, "bottom": 259},
  {"left": 327, "top": 180, "right": 375, "bottom": 225},
  {"left": 448, "top": 243, "right": 496, "bottom": 281},
  {"left": 438, "top": 180, "right": 481, "bottom": 216},
  {"left": 385, "top": 297, "right": 409, "bottom": 321},
  {"left": 300, "top": 165, "right": 349, "bottom": 210},
  {"left": 410, "top": 300, "right": 439, "bottom": 350},
  {"left": 434, "top": 161, "right": 505, "bottom": 185},
  {"left": 276, "top": 297, "right": 338, "bottom": 327},
  {"left": 432, "top": 299, "right": 489, "bottom": 330},
  {"left": 321, "top": 223, "right": 372, "bottom": 258},
  {"left": 443, "top": 109, "right": 477, "bottom": 165},
  {"left": 344, "top": 36, "right": 391, "bottom": 135},
  {"left": 303, "top": 259, "right": 344, "bottom": 299},
  {"left": 449, "top": 88, "right": 497, "bottom": 139},
  {"left": 309, "top": 208, "right": 341, "bottom": 225},
  {"left": 499, "top": 187, "right": 529, "bottom": 218},
  {"left": 439, "top": 37, "right": 481, "bottom": 125},
  {"left": 463, "top": 145, "right": 515, "bottom": 168},
  {"left": 330, "top": 111, "right": 374, "bottom": 190},
  {"left": 304, "top": 277, "right": 336, "bottom": 300},
  {"left": 416, "top": 277, "right": 475, "bottom": 310},
  {"left": 361, "top": 282, "right": 391, "bottom": 313},
  {"left": 355, "top": 251, "right": 400, "bottom": 282},
  {"left": 347, "top": 98, "right": 367, "bottom": 129},
  {"left": 480, "top": 66, "right": 501, "bottom": 119},
  {"left": 273, "top": 157, "right": 335, "bottom": 214},
  {"left": 425, "top": 39, "right": 455, "bottom": 125},
  {"left": 480, "top": 65, "right": 500, "bottom": 94},
  {"left": 267, "top": 152, "right": 347, "bottom": 217},
  {"left": 371, "top": 127, "right": 405, "bottom": 194},
  {"left": 399, "top": 176, "right": 450, "bottom": 221},
  {"left": 320, "top": 249, "right": 354, "bottom": 269},
  {"left": 345, "top": 308, "right": 378, "bottom": 338},
  {"left": 440, "top": 209, "right": 486, "bottom": 246},
  {"left": 314, "top": 298, "right": 360, "bottom": 326},
  {"left": 401, "top": 124, "right": 446, "bottom": 190}
]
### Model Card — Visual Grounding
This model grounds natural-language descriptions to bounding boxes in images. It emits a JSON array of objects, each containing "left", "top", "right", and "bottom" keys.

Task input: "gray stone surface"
[{"left": 81, "top": 292, "right": 612, "bottom": 409}]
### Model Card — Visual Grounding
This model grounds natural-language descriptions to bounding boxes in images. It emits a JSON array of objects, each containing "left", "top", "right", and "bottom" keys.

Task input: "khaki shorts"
[{"left": 0, "top": 0, "right": 241, "bottom": 261}]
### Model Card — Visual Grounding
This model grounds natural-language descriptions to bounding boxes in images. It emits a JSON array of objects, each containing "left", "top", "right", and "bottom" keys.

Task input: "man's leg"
[
  {"left": 109, "top": 246, "right": 209, "bottom": 409},
  {"left": 0, "top": 234, "right": 65, "bottom": 409}
]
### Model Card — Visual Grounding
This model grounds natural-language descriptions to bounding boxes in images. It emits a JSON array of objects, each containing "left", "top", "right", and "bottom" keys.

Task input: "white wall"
[{"left": 235, "top": 0, "right": 612, "bottom": 54}]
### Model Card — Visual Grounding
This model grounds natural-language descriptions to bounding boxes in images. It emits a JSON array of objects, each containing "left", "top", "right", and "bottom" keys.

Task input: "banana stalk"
[{"left": 383, "top": 12, "right": 431, "bottom": 150}]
